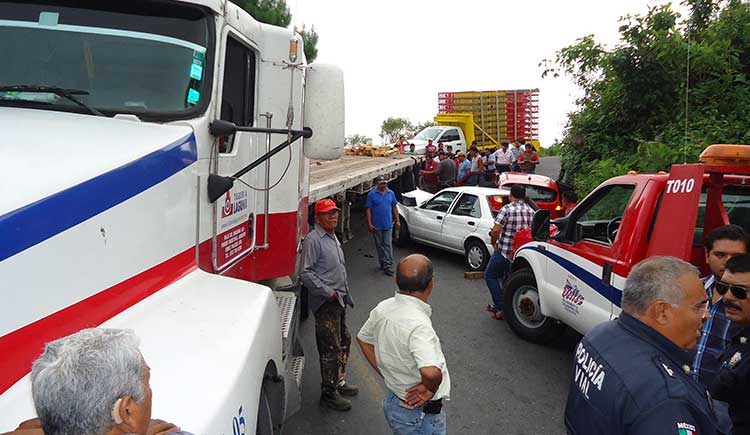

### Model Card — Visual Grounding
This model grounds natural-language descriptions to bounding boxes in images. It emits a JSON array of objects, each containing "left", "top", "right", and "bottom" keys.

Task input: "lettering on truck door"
[{"left": 540, "top": 184, "right": 636, "bottom": 333}]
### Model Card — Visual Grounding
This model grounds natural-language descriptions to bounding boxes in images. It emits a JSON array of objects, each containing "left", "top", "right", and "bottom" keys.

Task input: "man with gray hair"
[
  {"left": 26, "top": 328, "right": 176, "bottom": 435},
  {"left": 565, "top": 256, "right": 726, "bottom": 434}
]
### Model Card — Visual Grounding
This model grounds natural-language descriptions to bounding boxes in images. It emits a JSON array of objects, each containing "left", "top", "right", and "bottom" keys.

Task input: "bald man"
[{"left": 357, "top": 255, "right": 450, "bottom": 435}]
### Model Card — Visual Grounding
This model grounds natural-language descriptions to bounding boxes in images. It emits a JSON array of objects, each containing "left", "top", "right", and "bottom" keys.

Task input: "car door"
[
  {"left": 543, "top": 184, "right": 636, "bottom": 332},
  {"left": 441, "top": 193, "right": 482, "bottom": 251},
  {"left": 437, "top": 128, "right": 463, "bottom": 152},
  {"left": 408, "top": 191, "right": 459, "bottom": 244}
]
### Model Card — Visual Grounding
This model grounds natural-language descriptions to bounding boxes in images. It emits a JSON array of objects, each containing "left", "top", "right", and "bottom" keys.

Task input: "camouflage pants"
[{"left": 314, "top": 299, "right": 351, "bottom": 392}]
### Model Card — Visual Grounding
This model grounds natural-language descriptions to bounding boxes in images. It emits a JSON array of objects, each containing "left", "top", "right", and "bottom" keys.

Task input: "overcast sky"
[{"left": 294, "top": 0, "right": 686, "bottom": 146}]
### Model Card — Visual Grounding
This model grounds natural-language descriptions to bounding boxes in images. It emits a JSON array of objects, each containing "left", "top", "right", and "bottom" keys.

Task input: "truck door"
[
  {"left": 408, "top": 191, "right": 459, "bottom": 243},
  {"left": 544, "top": 184, "right": 636, "bottom": 332},
  {"left": 441, "top": 193, "right": 481, "bottom": 250},
  {"left": 211, "top": 34, "right": 261, "bottom": 272},
  {"left": 437, "top": 128, "right": 463, "bottom": 153}
]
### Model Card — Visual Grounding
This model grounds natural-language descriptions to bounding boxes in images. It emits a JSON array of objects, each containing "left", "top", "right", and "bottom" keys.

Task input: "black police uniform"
[
  {"left": 710, "top": 325, "right": 750, "bottom": 434},
  {"left": 565, "top": 312, "right": 724, "bottom": 435}
]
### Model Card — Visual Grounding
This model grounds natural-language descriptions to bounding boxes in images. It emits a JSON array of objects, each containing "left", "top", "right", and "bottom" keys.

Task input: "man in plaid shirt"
[{"left": 484, "top": 184, "right": 535, "bottom": 320}]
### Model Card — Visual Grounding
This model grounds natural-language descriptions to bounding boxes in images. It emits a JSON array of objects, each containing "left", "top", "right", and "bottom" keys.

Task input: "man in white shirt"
[
  {"left": 357, "top": 254, "right": 449, "bottom": 435},
  {"left": 493, "top": 142, "right": 514, "bottom": 173}
]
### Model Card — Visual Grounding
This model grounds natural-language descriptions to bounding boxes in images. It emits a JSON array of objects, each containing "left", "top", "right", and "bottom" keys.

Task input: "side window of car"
[
  {"left": 571, "top": 185, "right": 635, "bottom": 245},
  {"left": 219, "top": 36, "right": 256, "bottom": 153},
  {"left": 422, "top": 191, "right": 459, "bottom": 213},
  {"left": 440, "top": 129, "right": 460, "bottom": 142},
  {"left": 452, "top": 194, "right": 481, "bottom": 218}
]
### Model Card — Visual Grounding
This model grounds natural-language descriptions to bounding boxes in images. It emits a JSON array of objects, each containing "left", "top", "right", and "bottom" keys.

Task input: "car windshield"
[
  {"left": 0, "top": 1, "right": 211, "bottom": 118},
  {"left": 414, "top": 127, "right": 442, "bottom": 141}
]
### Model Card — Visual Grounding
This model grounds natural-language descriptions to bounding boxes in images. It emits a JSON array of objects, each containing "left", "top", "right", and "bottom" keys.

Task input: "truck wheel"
[
  {"left": 464, "top": 239, "right": 489, "bottom": 271},
  {"left": 504, "top": 269, "right": 565, "bottom": 344},
  {"left": 393, "top": 220, "right": 410, "bottom": 247},
  {"left": 256, "top": 387, "right": 273, "bottom": 435}
]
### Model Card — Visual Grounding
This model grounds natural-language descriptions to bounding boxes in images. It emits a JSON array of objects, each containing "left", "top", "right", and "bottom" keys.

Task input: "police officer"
[
  {"left": 565, "top": 256, "right": 725, "bottom": 434},
  {"left": 710, "top": 253, "right": 750, "bottom": 434}
]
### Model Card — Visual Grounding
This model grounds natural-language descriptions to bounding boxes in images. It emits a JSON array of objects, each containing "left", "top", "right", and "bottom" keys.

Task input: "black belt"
[{"left": 422, "top": 399, "right": 443, "bottom": 414}]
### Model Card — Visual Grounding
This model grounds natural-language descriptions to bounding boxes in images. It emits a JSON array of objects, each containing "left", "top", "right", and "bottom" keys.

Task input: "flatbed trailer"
[{"left": 309, "top": 154, "right": 418, "bottom": 242}]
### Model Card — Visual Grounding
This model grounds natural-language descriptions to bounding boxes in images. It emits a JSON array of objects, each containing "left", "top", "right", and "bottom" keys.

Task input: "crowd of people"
[
  {"left": 6, "top": 193, "right": 749, "bottom": 435},
  {"left": 402, "top": 139, "right": 540, "bottom": 194}
]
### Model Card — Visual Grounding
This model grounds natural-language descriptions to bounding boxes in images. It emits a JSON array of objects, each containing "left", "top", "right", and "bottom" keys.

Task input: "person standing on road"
[
  {"left": 420, "top": 153, "right": 440, "bottom": 193},
  {"left": 301, "top": 199, "right": 358, "bottom": 411},
  {"left": 691, "top": 225, "right": 748, "bottom": 385},
  {"left": 425, "top": 139, "right": 437, "bottom": 155},
  {"left": 437, "top": 150, "right": 457, "bottom": 188},
  {"left": 494, "top": 142, "right": 513, "bottom": 174},
  {"left": 366, "top": 176, "right": 400, "bottom": 276},
  {"left": 456, "top": 152, "right": 470, "bottom": 185},
  {"left": 709, "top": 253, "right": 750, "bottom": 434},
  {"left": 565, "top": 256, "right": 723, "bottom": 435},
  {"left": 445, "top": 145, "right": 455, "bottom": 160},
  {"left": 510, "top": 141, "right": 522, "bottom": 172},
  {"left": 357, "top": 254, "right": 450, "bottom": 435},
  {"left": 518, "top": 143, "right": 540, "bottom": 173},
  {"left": 465, "top": 147, "right": 483, "bottom": 186},
  {"left": 405, "top": 143, "right": 417, "bottom": 155},
  {"left": 484, "top": 185, "right": 534, "bottom": 320}
]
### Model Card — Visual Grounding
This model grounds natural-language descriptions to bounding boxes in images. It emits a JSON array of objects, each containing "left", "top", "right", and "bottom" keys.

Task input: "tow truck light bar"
[
  {"left": 700, "top": 144, "right": 750, "bottom": 166},
  {"left": 207, "top": 119, "right": 313, "bottom": 203}
]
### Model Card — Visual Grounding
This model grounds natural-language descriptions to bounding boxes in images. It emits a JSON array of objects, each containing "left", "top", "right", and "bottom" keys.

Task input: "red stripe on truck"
[{"left": 0, "top": 247, "right": 196, "bottom": 395}]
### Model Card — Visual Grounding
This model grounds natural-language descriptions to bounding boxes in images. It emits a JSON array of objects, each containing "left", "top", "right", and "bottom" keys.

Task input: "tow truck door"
[{"left": 544, "top": 184, "right": 636, "bottom": 332}]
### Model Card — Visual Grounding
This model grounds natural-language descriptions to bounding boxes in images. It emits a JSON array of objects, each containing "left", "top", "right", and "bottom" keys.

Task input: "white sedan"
[{"left": 395, "top": 186, "right": 511, "bottom": 271}]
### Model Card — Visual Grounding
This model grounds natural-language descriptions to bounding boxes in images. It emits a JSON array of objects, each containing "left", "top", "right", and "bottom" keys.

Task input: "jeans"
[
  {"left": 484, "top": 251, "right": 511, "bottom": 311},
  {"left": 383, "top": 392, "right": 446, "bottom": 435},
  {"left": 464, "top": 174, "right": 479, "bottom": 186},
  {"left": 373, "top": 228, "right": 394, "bottom": 271}
]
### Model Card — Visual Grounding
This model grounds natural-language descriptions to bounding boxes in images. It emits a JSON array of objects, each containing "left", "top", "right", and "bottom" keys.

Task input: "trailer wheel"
[
  {"left": 464, "top": 239, "right": 489, "bottom": 271},
  {"left": 256, "top": 387, "right": 273, "bottom": 435},
  {"left": 393, "top": 219, "right": 410, "bottom": 247},
  {"left": 504, "top": 268, "right": 565, "bottom": 344}
]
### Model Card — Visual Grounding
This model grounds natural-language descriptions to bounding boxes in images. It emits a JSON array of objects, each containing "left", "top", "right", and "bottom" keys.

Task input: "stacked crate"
[{"left": 438, "top": 89, "right": 539, "bottom": 147}]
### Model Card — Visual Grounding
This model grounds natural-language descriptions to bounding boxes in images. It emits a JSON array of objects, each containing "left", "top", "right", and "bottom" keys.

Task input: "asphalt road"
[{"left": 285, "top": 156, "right": 577, "bottom": 435}]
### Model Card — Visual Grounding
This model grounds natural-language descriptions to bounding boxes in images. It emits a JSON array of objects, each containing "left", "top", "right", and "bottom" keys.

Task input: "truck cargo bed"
[{"left": 309, "top": 155, "right": 416, "bottom": 202}]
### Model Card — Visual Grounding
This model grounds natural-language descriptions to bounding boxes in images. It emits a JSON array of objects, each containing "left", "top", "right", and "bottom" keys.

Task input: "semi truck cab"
[{"left": 504, "top": 144, "right": 750, "bottom": 344}]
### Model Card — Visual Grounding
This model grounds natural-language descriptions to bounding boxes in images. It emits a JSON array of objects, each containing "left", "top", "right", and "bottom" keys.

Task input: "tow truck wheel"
[
  {"left": 393, "top": 219, "right": 410, "bottom": 247},
  {"left": 464, "top": 239, "right": 490, "bottom": 272},
  {"left": 504, "top": 269, "right": 565, "bottom": 344}
]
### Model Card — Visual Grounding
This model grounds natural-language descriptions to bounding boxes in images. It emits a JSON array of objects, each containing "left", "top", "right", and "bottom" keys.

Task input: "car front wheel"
[
  {"left": 464, "top": 239, "right": 489, "bottom": 271},
  {"left": 504, "top": 268, "right": 566, "bottom": 344}
]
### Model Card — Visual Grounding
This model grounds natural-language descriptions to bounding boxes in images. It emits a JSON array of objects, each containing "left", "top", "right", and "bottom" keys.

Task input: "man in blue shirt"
[
  {"left": 565, "top": 256, "right": 723, "bottom": 434},
  {"left": 366, "top": 176, "right": 400, "bottom": 276}
]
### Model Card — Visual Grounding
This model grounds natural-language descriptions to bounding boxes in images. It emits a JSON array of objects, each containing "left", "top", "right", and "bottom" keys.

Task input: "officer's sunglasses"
[{"left": 716, "top": 281, "right": 749, "bottom": 300}]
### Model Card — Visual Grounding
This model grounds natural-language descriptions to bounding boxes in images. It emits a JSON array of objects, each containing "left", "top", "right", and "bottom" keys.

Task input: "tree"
[
  {"left": 346, "top": 134, "right": 372, "bottom": 146},
  {"left": 230, "top": 0, "right": 319, "bottom": 64},
  {"left": 545, "top": 1, "right": 750, "bottom": 195},
  {"left": 233, "top": 0, "right": 291, "bottom": 27},
  {"left": 408, "top": 120, "right": 436, "bottom": 137},
  {"left": 380, "top": 117, "right": 413, "bottom": 144},
  {"left": 298, "top": 25, "right": 318, "bottom": 64}
]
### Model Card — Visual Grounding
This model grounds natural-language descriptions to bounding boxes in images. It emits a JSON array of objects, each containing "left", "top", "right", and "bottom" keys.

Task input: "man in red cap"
[{"left": 300, "top": 198, "right": 358, "bottom": 411}]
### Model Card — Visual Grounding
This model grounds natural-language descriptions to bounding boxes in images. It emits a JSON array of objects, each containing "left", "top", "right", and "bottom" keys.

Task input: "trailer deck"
[{"left": 309, "top": 155, "right": 417, "bottom": 202}]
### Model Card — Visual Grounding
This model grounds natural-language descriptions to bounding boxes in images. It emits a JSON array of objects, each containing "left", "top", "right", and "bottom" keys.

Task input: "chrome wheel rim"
[{"left": 467, "top": 246, "right": 484, "bottom": 269}]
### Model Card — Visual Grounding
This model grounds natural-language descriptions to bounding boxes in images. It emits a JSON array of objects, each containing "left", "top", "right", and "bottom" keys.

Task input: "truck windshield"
[
  {"left": 0, "top": 1, "right": 211, "bottom": 118},
  {"left": 414, "top": 128, "right": 442, "bottom": 141}
]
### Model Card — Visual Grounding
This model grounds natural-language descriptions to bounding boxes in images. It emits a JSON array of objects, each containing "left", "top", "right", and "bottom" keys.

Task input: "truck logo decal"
[
  {"left": 232, "top": 405, "right": 246, "bottom": 435},
  {"left": 562, "top": 279, "right": 585, "bottom": 314},
  {"left": 222, "top": 192, "right": 234, "bottom": 217},
  {"left": 517, "top": 246, "right": 622, "bottom": 306},
  {"left": 221, "top": 190, "right": 248, "bottom": 218}
]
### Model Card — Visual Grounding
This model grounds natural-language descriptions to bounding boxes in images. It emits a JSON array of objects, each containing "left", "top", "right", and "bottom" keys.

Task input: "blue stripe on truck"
[
  {"left": 517, "top": 246, "right": 622, "bottom": 306},
  {"left": 0, "top": 133, "right": 197, "bottom": 263}
]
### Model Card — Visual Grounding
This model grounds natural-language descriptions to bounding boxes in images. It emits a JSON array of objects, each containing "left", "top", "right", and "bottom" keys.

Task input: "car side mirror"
[{"left": 531, "top": 209, "right": 550, "bottom": 242}]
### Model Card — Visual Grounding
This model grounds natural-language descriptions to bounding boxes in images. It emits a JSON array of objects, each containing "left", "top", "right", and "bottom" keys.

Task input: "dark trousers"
[
  {"left": 314, "top": 299, "right": 351, "bottom": 392},
  {"left": 484, "top": 251, "right": 511, "bottom": 311}
]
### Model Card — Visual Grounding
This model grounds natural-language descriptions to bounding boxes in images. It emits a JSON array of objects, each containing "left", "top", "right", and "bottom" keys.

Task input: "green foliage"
[
  {"left": 409, "top": 120, "right": 437, "bottom": 137},
  {"left": 538, "top": 142, "right": 563, "bottom": 157},
  {"left": 232, "top": 0, "right": 291, "bottom": 26},
  {"left": 346, "top": 134, "right": 372, "bottom": 146},
  {"left": 547, "top": 0, "right": 750, "bottom": 197},
  {"left": 380, "top": 117, "right": 412, "bottom": 143},
  {"left": 299, "top": 25, "right": 318, "bottom": 64},
  {"left": 230, "top": 1, "right": 320, "bottom": 64}
]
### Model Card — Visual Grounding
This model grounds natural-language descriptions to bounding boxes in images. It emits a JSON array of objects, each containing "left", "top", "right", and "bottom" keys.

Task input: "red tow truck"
[{"left": 503, "top": 144, "right": 750, "bottom": 343}]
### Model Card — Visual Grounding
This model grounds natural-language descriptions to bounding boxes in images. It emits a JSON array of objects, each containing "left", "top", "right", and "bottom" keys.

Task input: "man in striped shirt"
[{"left": 690, "top": 224, "right": 748, "bottom": 431}]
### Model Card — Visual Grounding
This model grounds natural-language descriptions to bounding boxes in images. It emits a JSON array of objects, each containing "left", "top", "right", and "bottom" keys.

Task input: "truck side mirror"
[
  {"left": 304, "top": 63, "right": 344, "bottom": 160},
  {"left": 531, "top": 209, "right": 550, "bottom": 241}
]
